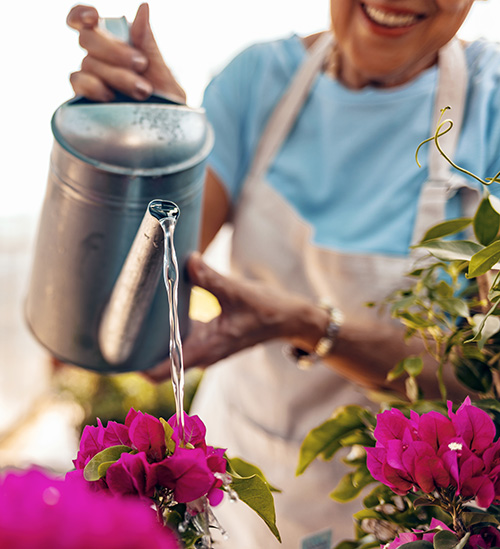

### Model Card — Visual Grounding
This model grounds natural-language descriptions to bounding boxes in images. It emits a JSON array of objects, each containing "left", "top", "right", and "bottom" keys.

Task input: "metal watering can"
[{"left": 25, "top": 19, "right": 214, "bottom": 373}]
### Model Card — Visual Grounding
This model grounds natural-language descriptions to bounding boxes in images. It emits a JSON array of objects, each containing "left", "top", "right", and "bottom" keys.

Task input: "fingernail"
[
  {"left": 135, "top": 80, "right": 153, "bottom": 99},
  {"left": 132, "top": 54, "right": 148, "bottom": 72},
  {"left": 81, "top": 10, "right": 95, "bottom": 25}
]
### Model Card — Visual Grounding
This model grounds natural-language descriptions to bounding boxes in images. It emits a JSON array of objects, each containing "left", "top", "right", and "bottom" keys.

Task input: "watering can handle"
[{"left": 100, "top": 17, "right": 131, "bottom": 44}]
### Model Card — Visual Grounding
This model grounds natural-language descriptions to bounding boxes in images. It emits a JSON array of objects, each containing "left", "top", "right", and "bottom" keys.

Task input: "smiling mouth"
[{"left": 361, "top": 3, "right": 425, "bottom": 28}]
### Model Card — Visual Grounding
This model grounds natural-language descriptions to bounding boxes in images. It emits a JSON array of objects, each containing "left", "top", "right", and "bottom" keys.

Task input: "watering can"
[{"left": 25, "top": 18, "right": 214, "bottom": 373}]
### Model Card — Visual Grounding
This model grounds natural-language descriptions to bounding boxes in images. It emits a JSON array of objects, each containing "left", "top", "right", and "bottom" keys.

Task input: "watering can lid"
[{"left": 52, "top": 95, "right": 214, "bottom": 176}]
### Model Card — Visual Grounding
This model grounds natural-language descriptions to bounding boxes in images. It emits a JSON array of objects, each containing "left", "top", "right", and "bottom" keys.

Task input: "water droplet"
[{"left": 42, "top": 487, "right": 61, "bottom": 506}]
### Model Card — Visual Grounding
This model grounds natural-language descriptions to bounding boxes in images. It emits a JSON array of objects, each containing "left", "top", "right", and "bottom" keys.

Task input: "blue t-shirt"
[{"left": 202, "top": 35, "right": 500, "bottom": 256}]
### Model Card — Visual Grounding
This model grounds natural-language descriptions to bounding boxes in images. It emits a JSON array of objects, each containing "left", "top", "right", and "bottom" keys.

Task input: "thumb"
[
  {"left": 130, "top": 3, "right": 163, "bottom": 62},
  {"left": 129, "top": 3, "right": 187, "bottom": 102},
  {"left": 187, "top": 253, "right": 232, "bottom": 306}
]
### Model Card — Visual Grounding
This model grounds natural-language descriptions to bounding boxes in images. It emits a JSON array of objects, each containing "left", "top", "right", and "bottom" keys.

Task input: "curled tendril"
[{"left": 415, "top": 106, "right": 495, "bottom": 187}]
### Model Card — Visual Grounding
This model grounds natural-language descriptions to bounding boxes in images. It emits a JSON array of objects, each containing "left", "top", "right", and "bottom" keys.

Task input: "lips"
[{"left": 360, "top": 2, "right": 426, "bottom": 29}]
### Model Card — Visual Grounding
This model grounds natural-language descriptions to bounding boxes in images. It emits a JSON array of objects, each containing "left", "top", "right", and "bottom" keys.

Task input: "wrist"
[{"left": 285, "top": 301, "right": 344, "bottom": 370}]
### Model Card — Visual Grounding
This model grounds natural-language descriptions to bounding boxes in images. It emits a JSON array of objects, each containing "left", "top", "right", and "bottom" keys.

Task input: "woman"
[{"left": 67, "top": 1, "right": 500, "bottom": 546}]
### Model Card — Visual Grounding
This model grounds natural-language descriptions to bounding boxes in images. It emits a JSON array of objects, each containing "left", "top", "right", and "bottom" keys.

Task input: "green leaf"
[
  {"left": 435, "top": 297, "right": 470, "bottom": 319},
  {"left": 433, "top": 530, "right": 458, "bottom": 549},
  {"left": 405, "top": 376, "right": 421, "bottom": 403},
  {"left": 461, "top": 511, "right": 500, "bottom": 527},
  {"left": 451, "top": 352, "right": 492, "bottom": 393},
  {"left": 467, "top": 312, "right": 500, "bottom": 349},
  {"left": 416, "top": 240, "right": 483, "bottom": 263},
  {"left": 363, "top": 484, "right": 399, "bottom": 509},
  {"left": 330, "top": 466, "right": 374, "bottom": 502},
  {"left": 335, "top": 542, "right": 363, "bottom": 549},
  {"left": 227, "top": 457, "right": 280, "bottom": 492},
  {"left": 403, "top": 356, "right": 424, "bottom": 377},
  {"left": 83, "top": 445, "right": 134, "bottom": 481},
  {"left": 435, "top": 280, "right": 454, "bottom": 298},
  {"left": 160, "top": 418, "right": 176, "bottom": 454},
  {"left": 339, "top": 432, "right": 375, "bottom": 452},
  {"left": 474, "top": 195, "right": 500, "bottom": 246},
  {"left": 296, "top": 406, "right": 371, "bottom": 475},
  {"left": 475, "top": 398, "right": 500, "bottom": 413},
  {"left": 398, "top": 542, "right": 433, "bottom": 549},
  {"left": 97, "top": 461, "right": 116, "bottom": 478},
  {"left": 413, "top": 496, "right": 442, "bottom": 508},
  {"left": 453, "top": 533, "right": 470, "bottom": 549},
  {"left": 229, "top": 472, "right": 281, "bottom": 542},
  {"left": 398, "top": 312, "right": 436, "bottom": 329},
  {"left": 420, "top": 218, "right": 472, "bottom": 243},
  {"left": 468, "top": 240, "right": 500, "bottom": 278},
  {"left": 387, "top": 359, "right": 406, "bottom": 381}
]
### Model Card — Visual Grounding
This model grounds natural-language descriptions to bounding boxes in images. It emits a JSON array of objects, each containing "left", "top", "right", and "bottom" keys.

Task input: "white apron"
[{"left": 193, "top": 34, "right": 479, "bottom": 548}]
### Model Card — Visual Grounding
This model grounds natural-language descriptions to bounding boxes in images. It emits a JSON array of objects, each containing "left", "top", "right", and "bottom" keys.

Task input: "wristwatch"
[{"left": 285, "top": 303, "right": 345, "bottom": 370}]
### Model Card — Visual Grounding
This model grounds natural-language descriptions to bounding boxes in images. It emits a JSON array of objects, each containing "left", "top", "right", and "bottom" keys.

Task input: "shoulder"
[
  {"left": 210, "top": 34, "right": 306, "bottom": 87},
  {"left": 465, "top": 39, "right": 500, "bottom": 82}
]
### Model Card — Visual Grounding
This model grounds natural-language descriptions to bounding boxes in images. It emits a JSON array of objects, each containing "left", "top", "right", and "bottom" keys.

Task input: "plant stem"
[{"left": 478, "top": 272, "right": 492, "bottom": 313}]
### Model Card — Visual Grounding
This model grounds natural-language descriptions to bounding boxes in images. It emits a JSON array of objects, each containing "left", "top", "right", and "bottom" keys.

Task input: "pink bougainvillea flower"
[
  {"left": 383, "top": 518, "right": 454, "bottom": 549},
  {"left": 205, "top": 446, "right": 228, "bottom": 506},
  {"left": 384, "top": 531, "right": 419, "bottom": 549},
  {"left": 373, "top": 409, "right": 416, "bottom": 446},
  {"left": 448, "top": 397, "right": 497, "bottom": 455},
  {"left": 367, "top": 398, "right": 500, "bottom": 506},
  {"left": 154, "top": 447, "right": 214, "bottom": 503},
  {"left": 72, "top": 419, "right": 108, "bottom": 470},
  {"left": 402, "top": 441, "right": 450, "bottom": 494},
  {"left": 417, "top": 410, "right": 456, "bottom": 451},
  {"left": 0, "top": 468, "right": 180, "bottom": 549},
  {"left": 106, "top": 451, "right": 157, "bottom": 500},
  {"left": 469, "top": 526, "right": 500, "bottom": 549},
  {"left": 72, "top": 418, "right": 132, "bottom": 471},
  {"left": 168, "top": 413, "right": 208, "bottom": 451},
  {"left": 365, "top": 447, "right": 413, "bottom": 495},
  {"left": 128, "top": 410, "right": 167, "bottom": 462},
  {"left": 102, "top": 420, "right": 132, "bottom": 448},
  {"left": 422, "top": 518, "right": 454, "bottom": 540}
]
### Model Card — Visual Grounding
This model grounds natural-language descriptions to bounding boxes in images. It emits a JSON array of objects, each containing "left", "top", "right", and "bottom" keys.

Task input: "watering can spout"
[{"left": 98, "top": 199, "right": 179, "bottom": 366}]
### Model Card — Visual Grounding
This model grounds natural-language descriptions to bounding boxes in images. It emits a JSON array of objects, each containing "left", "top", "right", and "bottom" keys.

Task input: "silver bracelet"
[{"left": 284, "top": 303, "right": 344, "bottom": 370}]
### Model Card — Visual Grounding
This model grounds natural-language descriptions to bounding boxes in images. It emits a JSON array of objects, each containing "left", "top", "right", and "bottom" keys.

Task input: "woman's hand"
[
  {"left": 66, "top": 3, "right": 186, "bottom": 103},
  {"left": 144, "top": 252, "right": 329, "bottom": 382}
]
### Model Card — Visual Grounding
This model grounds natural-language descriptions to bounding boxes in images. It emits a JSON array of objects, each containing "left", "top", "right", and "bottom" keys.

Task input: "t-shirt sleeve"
[
  {"left": 475, "top": 42, "right": 500, "bottom": 198},
  {"left": 201, "top": 45, "right": 263, "bottom": 204}
]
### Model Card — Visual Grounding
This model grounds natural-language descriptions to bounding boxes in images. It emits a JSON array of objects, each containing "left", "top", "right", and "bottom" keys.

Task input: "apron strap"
[
  {"left": 248, "top": 32, "right": 334, "bottom": 179},
  {"left": 410, "top": 38, "right": 480, "bottom": 247}
]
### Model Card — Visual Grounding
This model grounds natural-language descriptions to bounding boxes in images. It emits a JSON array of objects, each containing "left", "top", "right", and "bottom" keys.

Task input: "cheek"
[{"left": 435, "top": 0, "right": 473, "bottom": 13}]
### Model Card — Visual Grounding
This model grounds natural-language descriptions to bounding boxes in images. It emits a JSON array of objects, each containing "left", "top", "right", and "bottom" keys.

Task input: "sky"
[{"left": 1, "top": 0, "right": 499, "bottom": 218}]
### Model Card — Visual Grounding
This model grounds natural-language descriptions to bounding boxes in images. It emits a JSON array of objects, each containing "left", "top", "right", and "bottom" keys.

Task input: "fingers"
[
  {"left": 78, "top": 28, "right": 149, "bottom": 73},
  {"left": 67, "top": 4, "right": 153, "bottom": 101},
  {"left": 67, "top": 5, "right": 99, "bottom": 31},
  {"left": 69, "top": 71, "right": 115, "bottom": 102},
  {"left": 79, "top": 55, "right": 153, "bottom": 100}
]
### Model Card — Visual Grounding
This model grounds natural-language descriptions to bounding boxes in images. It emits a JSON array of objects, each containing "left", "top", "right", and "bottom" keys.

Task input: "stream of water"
[{"left": 149, "top": 199, "right": 185, "bottom": 442}]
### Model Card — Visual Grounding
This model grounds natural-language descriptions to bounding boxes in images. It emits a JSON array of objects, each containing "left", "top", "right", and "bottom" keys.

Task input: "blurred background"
[{"left": 0, "top": 0, "right": 498, "bottom": 473}]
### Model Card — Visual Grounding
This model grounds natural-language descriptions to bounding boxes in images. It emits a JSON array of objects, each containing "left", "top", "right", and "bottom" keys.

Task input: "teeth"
[{"left": 364, "top": 4, "right": 420, "bottom": 27}]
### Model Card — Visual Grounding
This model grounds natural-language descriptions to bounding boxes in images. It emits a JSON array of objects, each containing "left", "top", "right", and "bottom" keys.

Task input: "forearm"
[{"left": 287, "top": 301, "right": 468, "bottom": 401}]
